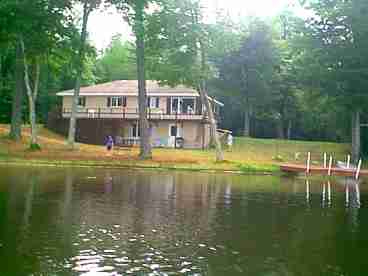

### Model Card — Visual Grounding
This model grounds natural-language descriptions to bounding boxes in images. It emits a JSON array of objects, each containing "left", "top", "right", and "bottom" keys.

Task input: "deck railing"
[{"left": 61, "top": 107, "right": 215, "bottom": 121}]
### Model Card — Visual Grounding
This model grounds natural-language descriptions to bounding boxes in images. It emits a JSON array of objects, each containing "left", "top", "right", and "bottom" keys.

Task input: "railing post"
[
  {"left": 355, "top": 159, "right": 362, "bottom": 180},
  {"left": 328, "top": 155, "right": 333, "bottom": 176}
]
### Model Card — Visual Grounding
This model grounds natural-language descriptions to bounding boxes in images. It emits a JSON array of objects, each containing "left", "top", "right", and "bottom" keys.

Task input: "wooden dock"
[{"left": 280, "top": 164, "right": 368, "bottom": 177}]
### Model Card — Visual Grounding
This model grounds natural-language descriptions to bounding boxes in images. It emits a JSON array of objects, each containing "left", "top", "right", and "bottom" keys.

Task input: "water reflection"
[
  {"left": 340, "top": 178, "right": 361, "bottom": 208},
  {"left": 306, "top": 179, "right": 310, "bottom": 204},
  {"left": 0, "top": 167, "right": 368, "bottom": 276},
  {"left": 321, "top": 181, "right": 332, "bottom": 208},
  {"left": 304, "top": 178, "right": 361, "bottom": 209},
  {"left": 23, "top": 173, "right": 36, "bottom": 228}
]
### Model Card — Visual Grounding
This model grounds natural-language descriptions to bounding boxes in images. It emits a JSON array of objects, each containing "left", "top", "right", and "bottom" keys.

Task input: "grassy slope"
[{"left": 0, "top": 125, "right": 351, "bottom": 172}]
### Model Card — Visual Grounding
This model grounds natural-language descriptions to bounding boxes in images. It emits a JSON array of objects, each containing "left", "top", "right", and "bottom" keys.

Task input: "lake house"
[{"left": 49, "top": 80, "right": 223, "bottom": 149}]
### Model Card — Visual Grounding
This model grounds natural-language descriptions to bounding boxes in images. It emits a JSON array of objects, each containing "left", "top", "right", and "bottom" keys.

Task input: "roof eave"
[{"left": 57, "top": 92, "right": 200, "bottom": 97}]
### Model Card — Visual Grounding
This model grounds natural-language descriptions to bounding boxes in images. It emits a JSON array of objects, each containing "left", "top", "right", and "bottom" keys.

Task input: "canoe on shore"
[{"left": 280, "top": 163, "right": 368, "bottom": 177}]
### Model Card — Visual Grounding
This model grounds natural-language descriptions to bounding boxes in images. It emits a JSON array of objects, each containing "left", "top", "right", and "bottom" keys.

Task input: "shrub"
[{"left": 29, "top": 143, "right": 41, "bottom": 151}]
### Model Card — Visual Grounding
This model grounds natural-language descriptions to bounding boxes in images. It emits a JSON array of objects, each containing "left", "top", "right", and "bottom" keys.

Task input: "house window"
[
  {"left": 171, "top": 97, "right": 180, "bottom": 113},
  {"left": 78, "top": 96, "right": 86, "bottom": 107},
  {"left": 182, "top": 98, "right": 195, "bottom": 114},
  {"left": 108, "top": 96, "right": 126, "bottom": 108},
  {"left": 169, "top": 124, "right": 182, "bottom": 138},
  {"left": 171, "top": 97, "right": 195, "bottom": 114},
  {"left": 170, "top": 125, "right": 178, "bottom": 137},
  {"left": 148, "top": 97, "right": 159, "bottom": 108},
  {"left": 132, "top": 123, "right": 140, "bottom": 137}
]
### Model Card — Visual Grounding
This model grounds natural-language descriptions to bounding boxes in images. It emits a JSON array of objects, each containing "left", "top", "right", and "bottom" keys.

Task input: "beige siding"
[
  {"left": 62, "top": 96, "right": 72, "bottom": 110},
  {"left": 158, "top": 97, "right": 167, "bottom": 113},
  {"left": 87, "top": 97, "right": 107, "bottom": 109},
  {"left": 154, "top": 121, "right": 169, "bottom": 138},
  {"left": 147, "top": 121, "right": 206, "bottom": 149},
  {"left": 204, "top": 124, "right": 211, "bottom": 148},
  {"left": 183, "top": 122, "right": 210, "bottom": 148},
  {"left": 63, "top": 95, "right": 167, "bottom": 112},
  {"left": 126, "top": 96, "right": 138, "bottom": 111},
  {"left": 63, "top": 96, "right": 107, "bottom": 110},
  {"left": 151, "top": 121, "right": 169, "bottom": 142}
]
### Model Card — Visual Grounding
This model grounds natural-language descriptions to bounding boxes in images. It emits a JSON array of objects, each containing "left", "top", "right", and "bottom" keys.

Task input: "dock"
[{"left": 280, "top": 164, "right": 368, "bottom": 177}]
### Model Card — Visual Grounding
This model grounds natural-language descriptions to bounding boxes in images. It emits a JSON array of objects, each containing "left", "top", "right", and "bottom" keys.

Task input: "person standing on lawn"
[
  {"left": 227, "top": 133, "right": 233, "bottom": 151},
  {"left": 105, "top": 135, "right": 114, "bottom": 155}
]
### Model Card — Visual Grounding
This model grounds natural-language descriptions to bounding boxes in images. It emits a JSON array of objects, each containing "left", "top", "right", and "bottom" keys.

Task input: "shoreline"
[
  {"left": 1, "top": 157, "right": 365, "bottom": 181},
  {"left": 0, "top": 157, "right": 280, "bottom": 175}
]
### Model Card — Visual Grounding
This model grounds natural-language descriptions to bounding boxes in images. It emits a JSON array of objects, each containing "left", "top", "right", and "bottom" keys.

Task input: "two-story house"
[{"left": 50, "top": 80, "right": 223, "bottom": 149}]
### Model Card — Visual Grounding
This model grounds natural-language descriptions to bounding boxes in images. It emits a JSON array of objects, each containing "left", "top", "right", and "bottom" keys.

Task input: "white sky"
[
  {"left": 88, "top": 6, "right": 131, "bottom": 53},
  {"left": 88, "top": 0, "right": 307, "bottom": 51}
]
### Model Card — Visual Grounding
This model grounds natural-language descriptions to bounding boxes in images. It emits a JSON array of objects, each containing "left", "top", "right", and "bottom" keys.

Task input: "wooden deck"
[
  {"left": 280, "top": 163, "right": 368, "bottom": 177},
  {"left": 61, "top": 108, "right": 209, "bottom": 121}
]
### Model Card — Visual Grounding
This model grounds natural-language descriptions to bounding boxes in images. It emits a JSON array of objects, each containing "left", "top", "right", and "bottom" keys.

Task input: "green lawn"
[
  {"left": 232, "top": 137, "right": 350, "bottom": 165},
  {"left": 0, "top": 125, "right": 352, "bottom": 173}
]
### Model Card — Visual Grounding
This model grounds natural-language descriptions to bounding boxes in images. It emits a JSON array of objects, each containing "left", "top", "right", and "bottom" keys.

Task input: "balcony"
[{"left": 61, "top": 107, "right": 206, "bottom": 121}]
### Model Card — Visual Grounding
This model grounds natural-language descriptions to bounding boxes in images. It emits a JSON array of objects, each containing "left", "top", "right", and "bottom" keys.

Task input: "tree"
[
  {"left": 19, "top": 38, "right": 40, "bottom": 147},
  {"left": 134, "top": 0, "right": 152, "bottom": 159},
  {"left": 145, "top": 0, "right": 224, "bottom": 161},
  {"left": 0, "top": 1, "right": 24, "bottom": 140},
  {"left": 17, "top": 0, "right": 73, "bottom": 148},
  {"left": 9, "top": 41, "right": 24, "bottom": 141},
  {"left": 1, "top": 0, "right": 73, "bottom": 146},
  {"left": 68, "top": 0, "right": 102, "bottom": 149},
  {"left": 108, "top": 0, "right": 153, "bottom": 159},
  {"left": 270, "top": 14, "right": 300, "bottom": 139},
  {"left": 217, "top": 19, "right": 276, "bottom": 137},
  {"left": 295, "top": 0, "right": 368, "bottom": 160},
  {"left": 0, "top": 39, "right": 17, "bottom": 125},
  {"left": 199, "top": 42, "right": 224, "bottom": 161},
  {"left": 95, "top": 35, "right": 137, "bottom": 82}
]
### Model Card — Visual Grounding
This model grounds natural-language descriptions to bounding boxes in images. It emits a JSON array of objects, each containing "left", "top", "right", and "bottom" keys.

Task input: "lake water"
[{"left": 0, "top": 166, "right": 367, "bottom": 276}]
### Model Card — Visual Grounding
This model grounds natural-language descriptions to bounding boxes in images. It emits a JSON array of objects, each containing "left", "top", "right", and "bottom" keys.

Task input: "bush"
[
  {"left": 272, "top": 155, "right": 284, "bottom": 162},
  {"left": 29, "top": 143, "right": 41, "bottom": 151}
]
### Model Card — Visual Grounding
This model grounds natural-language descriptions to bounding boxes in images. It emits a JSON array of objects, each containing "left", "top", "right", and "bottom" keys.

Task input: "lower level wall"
[
  {"left": 47, "top": 117, "right": 128, "bottom": 145},
  {"left": 47, "top": 117, "right": 211, "bottom": 149}
]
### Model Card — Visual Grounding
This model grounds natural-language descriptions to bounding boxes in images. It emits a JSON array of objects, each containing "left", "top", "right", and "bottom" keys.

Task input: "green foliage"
[
  {"left": 145, "top": 0, "right": 203, "bottom": 87},
  {"left": 272, "top": 155, "right": 284, "bottom": 162},
  {"left": 29, "top": 143, "right": 41, "bottom": 151},
  {"left": 294, "top": 0, "right": 368, "bottom": 109},
  {"left": 216, "top": 19, "right": 276, "bottom": 104},
  {"left": 95, "top": 35, "right": 137, "bottom": 82},
  {"left": 0, "top": 1, "right": 98, "bottom": 125},
  {"left": 0, "top": 47, "right": 15, "bottom": 123}
]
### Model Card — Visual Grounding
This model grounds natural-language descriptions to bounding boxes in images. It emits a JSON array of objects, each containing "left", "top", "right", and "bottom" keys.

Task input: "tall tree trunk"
[
  {"left": 199, "top": 82, "right": 224, "bottom": 162},
  {"left": 287, "top": 120, "right": 292, "bottom": 140},
  {"left": 135, "top": 3, "right": 152, "bottom": 160},
  {"left": 20, "top": 38, "right": 40, "bottom": 147},
  {"left": 27, "top": 96, "right": 38, "bottom": 145},
  {"left": 67, "top": 2, "right": 90, "bottom": 149},
  {"left": 352, "top": 110, "right": 361, "bottom": 162},
  {"left": 9, "top": 40, "right": 23, "bottom": 141},
  {"left": 277, "top": 119, "right": 284, "bottom": 139},
  {"left": 243, "top": 98, "right": 251, "bottom": 137},
  {"left": 199, "top": 40, "right": 223, "bottom": 162}
]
